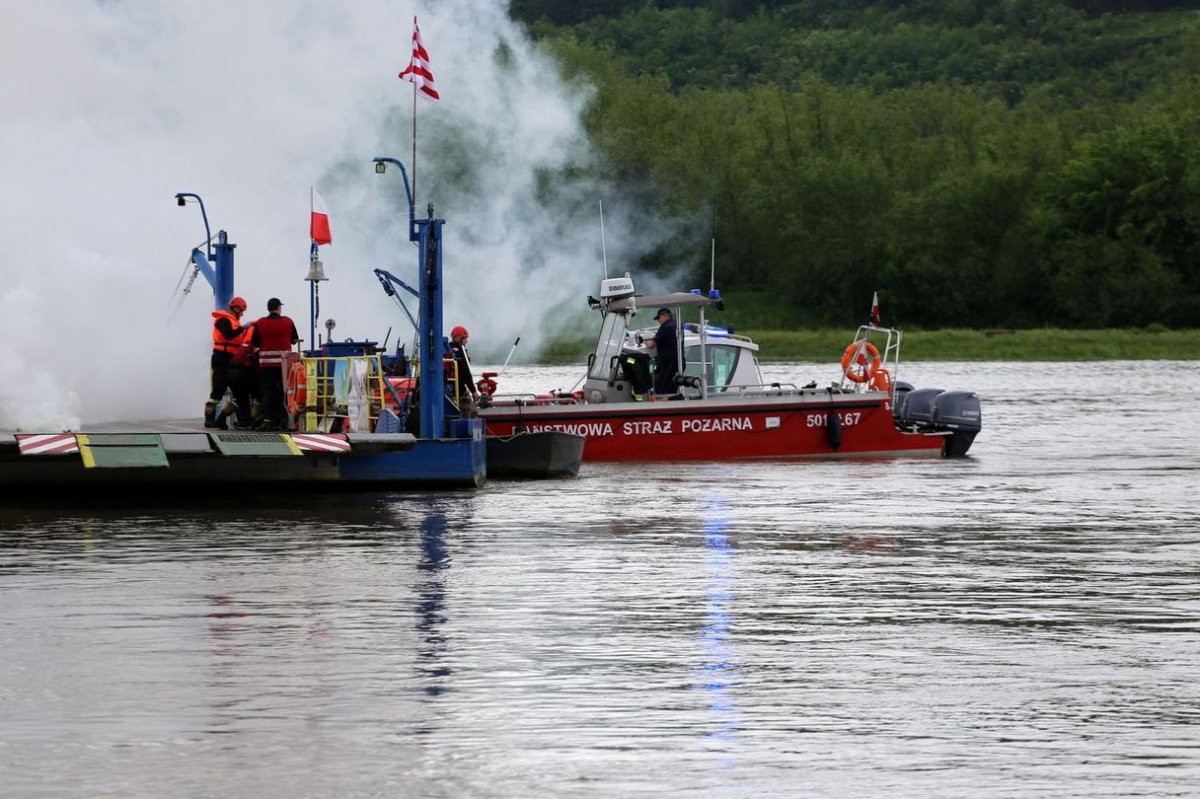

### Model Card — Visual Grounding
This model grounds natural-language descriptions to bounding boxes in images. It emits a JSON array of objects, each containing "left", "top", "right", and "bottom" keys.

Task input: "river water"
[{"left": 1, "top": 361, "right": 1198, "bottom": 797}]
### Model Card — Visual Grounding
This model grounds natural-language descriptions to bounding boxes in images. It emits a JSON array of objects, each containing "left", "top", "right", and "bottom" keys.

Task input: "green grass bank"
[{"left": 537, "top": 327, "right": 1197, "bottom": 363}]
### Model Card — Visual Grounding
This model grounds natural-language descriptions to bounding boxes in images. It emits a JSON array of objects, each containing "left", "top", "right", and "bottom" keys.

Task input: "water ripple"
[{"left": 1, "top": 363, "right": 1199, "bottom": 796}]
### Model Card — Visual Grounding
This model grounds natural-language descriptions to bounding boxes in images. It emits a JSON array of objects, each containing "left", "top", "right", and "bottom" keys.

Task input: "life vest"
[
  {"left": 254, "top": 314, "right": 297, "bottom": 366},
  {"left": 211, "top": 310, "right": 245, "bottom": 354},
  {"left": 285, "top": 359, "right": 307, "bottom": 415}
]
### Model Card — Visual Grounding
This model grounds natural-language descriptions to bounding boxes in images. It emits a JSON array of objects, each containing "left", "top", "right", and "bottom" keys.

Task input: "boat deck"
[{"left": 0, "top": 419, "right": 485, "bottom": 496}]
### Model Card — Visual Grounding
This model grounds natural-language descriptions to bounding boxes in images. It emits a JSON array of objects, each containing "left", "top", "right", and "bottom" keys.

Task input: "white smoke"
[{"left": 0, "top": 0, "right": 679, "bottom": 429}]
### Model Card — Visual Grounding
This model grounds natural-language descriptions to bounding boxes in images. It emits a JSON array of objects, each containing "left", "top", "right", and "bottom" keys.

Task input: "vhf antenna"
[{"left": 600, "top": 199, "right": 608, "bottom": 280}]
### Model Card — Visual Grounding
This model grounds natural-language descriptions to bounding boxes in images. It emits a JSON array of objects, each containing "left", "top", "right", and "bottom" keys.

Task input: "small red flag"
[
  {"left": 870, "top": 291, "right": 881, "bottom": 327},
  {"left": 398, "top": 17, "right": 440, "bottom": 102},
  {"left": 311, "top": 187, "right": 332, "bottom": 246}
]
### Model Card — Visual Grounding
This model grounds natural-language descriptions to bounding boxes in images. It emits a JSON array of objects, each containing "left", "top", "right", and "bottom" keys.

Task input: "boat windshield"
[
  {"left": 684, "top": 343, "right": 740, "bottom": 392},
  {"left": 588, "top": 311, "right": 627, "bottom": 381}
]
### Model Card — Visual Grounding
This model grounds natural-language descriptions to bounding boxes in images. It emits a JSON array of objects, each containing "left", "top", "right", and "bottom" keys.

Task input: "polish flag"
[
  {"left": 311, "top": 188, "right": 332, "bottom": 246},
  {"left": 870, "top": 291, "right": 881, "bottom": 327},
  {"left": 398, "top": 17, "right": 440, "bottom": 101}
]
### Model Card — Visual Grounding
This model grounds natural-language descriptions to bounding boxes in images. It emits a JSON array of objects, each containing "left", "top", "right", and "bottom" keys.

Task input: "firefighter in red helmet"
[
  {"left": 449, "top": 324, "right": 478, "bottom": 412},
  {"left": 205, "top": 295, "right": 249, "bottom": 428}
]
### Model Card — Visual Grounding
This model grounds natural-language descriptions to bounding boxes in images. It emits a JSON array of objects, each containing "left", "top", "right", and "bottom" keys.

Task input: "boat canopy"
[{"left": 600, "top": 291, "right": 723, "bottom": 315}]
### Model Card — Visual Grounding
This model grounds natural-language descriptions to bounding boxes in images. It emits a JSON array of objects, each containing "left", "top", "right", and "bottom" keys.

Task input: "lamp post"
[
  {"left": 175, "top": 192, "right": 236, "bottom": 310},
  {"left": 374, "top": 157, "right": 444, "bottom": 440}
]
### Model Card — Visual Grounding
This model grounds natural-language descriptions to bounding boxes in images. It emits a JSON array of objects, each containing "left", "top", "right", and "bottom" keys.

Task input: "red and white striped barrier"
[
  {"left": 17, "top": 434, "right": 80, "bottom": 455},
  {"left": 289, "top": 434, "right": 351, "bottom": 453}
]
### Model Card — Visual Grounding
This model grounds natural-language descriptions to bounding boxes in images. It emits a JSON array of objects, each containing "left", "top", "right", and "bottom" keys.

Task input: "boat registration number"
[{"left": 805, "top": 412, "right": 861, "bottom": 428}]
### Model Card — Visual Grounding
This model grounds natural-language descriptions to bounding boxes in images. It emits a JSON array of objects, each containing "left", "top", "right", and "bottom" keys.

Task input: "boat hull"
[
  {"left": 480, "top": 391, "right": 952, "bottom": 461},
  {"left": 486, "top": 431, "right": 585, "bottom": 479},
  {"left": 0, "top": 422, "right": 487, "bottom": 497}
]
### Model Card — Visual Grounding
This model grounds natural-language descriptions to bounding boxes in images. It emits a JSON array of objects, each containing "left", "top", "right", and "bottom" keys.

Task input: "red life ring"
[
  {"left": 285, "top": 361, "right": 307, "bottom": 415},
  {"left": 841, "top": 341, "right": 882, "bottom": 384},
  {"left": 477, "top": 376, "right": 497, "bottom": 396}
]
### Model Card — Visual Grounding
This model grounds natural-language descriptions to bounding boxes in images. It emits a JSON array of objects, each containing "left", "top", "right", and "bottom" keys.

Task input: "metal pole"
[
  {"left": 417, "top": 213, "right": 445, "bottom": 439},
  {"left": 212, "top": 231, "right": 236, "bottom": 311}
]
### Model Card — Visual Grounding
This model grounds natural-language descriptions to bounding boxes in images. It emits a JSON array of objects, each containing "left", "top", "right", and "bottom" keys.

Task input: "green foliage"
[
  {"left": 511, "top": 2, "right": 1200, "bottom": 330},
  {"left": 1036, "top": 115, "right": 1200, "bottom": 325}
]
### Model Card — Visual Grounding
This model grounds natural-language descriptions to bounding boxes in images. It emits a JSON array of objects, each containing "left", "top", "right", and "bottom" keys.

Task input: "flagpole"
[
  {"left": 398, "top": 15, "right": 438, "bottom": 207},
  {"left": 411, "top": 84, "right": 418, "bottom": 206}
]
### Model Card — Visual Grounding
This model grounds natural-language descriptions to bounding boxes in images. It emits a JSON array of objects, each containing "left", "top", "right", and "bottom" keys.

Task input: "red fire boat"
[{"left": 476, "top": 277, "right": 981, "bottom": 462}]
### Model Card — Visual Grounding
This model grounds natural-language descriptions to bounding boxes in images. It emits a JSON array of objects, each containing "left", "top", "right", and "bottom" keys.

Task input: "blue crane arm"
[
  {"left": 373, "top": 268, "right": 420, "bottom": 332},
  {"left": 191, "top": 248, "right": 216, "bottom": 289}
]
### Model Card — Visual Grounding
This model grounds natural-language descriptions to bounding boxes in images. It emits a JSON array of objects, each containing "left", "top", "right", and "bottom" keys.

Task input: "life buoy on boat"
[
  {"left": 285, "top": 360, "right": 307, "bottom": 416},
  {"left": 841, "top": 341, "right": 882, "bottom": 384},
  {"left": 870, "top": 367, "right": 892, "bottom": 394}
]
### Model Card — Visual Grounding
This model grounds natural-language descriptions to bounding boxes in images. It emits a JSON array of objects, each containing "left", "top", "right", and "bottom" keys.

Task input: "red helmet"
[
  {"left": 450, "top": 325, "right": 469, "bottom": 340},
  {"left": 229, "top": 296, "right": 248, "bottom": 312}
]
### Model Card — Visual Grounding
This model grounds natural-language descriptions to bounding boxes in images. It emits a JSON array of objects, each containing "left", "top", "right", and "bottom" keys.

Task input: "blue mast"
[
  {"left": 175, "top": 192, "right": 236, "bottom": 310},
  {"left": 373, "top": 157, "right": 445, "bottom": 440}
]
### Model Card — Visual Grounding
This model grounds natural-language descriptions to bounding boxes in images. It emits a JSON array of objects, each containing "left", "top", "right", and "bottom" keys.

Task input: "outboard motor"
[
  {"left": 933, "top": 390, "right": 982, "bottom": 458},
  {"left": 896, "top": 387, "right": 943, "bottom": 430}
]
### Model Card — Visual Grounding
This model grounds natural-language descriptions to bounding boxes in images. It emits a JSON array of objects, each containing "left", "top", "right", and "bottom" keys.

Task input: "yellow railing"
[
  {"left": 293, "top": 354, "right": 390, "bottom": 433},
  {"left": 290, "top": 354, "right": 465, "bottom": 433}
]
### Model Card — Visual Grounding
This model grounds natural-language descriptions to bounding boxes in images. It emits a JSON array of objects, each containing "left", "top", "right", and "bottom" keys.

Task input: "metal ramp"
[
  {"left": 77, "top": 434, "right": 169, "bottom": 469},
  {"left": 209, "top": 432, "right": 303, "bottom": 457}
]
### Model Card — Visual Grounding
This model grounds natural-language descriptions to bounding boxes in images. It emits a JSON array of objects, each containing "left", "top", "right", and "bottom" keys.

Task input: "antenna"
[
  {"left": 599, "top": 199, "right": 608, "bottom": 280},
  {"left": 710, "top": 238, "right": 716, "bottom": 292}
]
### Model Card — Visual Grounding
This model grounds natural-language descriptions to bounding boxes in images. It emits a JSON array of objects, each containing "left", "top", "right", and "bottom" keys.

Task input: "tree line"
[{"left": 510, "top": 0, "right": 1200, "bottom": 328}]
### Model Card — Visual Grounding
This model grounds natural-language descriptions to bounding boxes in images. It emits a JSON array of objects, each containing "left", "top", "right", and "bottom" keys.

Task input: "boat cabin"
[{"left": 581, "top": 277, "right": 762, "bottom": 403}]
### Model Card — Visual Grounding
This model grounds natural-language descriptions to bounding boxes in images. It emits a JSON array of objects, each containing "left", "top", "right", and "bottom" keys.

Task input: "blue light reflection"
[{"left": 697, "top": 496, "right": 741, "bottom": 759}]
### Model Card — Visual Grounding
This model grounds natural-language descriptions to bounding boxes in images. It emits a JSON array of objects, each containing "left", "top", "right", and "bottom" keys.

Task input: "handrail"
[{"left": 295, "top": 354, "right": 391, "bottom": 433}]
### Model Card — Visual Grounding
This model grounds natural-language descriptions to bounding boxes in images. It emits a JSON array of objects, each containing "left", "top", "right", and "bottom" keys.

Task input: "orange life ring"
[
  {"left": 285, "top": 361, "right": 307, "bottom": 415},
  {"left": 869, "top": 367, "right": 892, "bottom": 393},
  {"left": 841, "top": 341, "right": 882, "bottom": 384}
]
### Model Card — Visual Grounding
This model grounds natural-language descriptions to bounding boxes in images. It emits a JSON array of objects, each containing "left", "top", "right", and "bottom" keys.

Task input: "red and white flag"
[
  {"left": 870, "top": 291, "right": 881, "bottom": 327},
  {"left": 398, "top": 16, "right": 440, "bottom": 101},
  {"left": 311, "top": 187, "right": 332, "bottom": 246}
]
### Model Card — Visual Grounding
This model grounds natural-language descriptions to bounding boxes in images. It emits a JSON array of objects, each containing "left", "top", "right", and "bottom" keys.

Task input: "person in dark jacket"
[
  {"left": 449, "top": 325, "right": 479, "bottom": 414},
  {"left": 250, "top": 297, "right": 299, "bottom": 431},
  {"left": 645, "top": 307, "right": 681, "bottom": 396},
  {"left": 205, "top": 296, "right": 248, "bottom": 428},
  {"left": 226, "top": 320, "right": 258, "bottom": 429}
]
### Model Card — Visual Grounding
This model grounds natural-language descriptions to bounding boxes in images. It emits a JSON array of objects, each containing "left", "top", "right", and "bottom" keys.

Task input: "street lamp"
[
  {"left": 372, "top": 157, "right": 415, "bottom": 239},
  {"left": 175, "top": 191, "right": 235, "bottom": 310}
]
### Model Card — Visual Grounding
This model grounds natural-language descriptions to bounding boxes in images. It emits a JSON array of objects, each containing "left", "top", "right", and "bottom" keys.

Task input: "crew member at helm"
[
  {"left": 206, "top": 295, "right": 249, "bottom": 429},
  {"left": 644, "top": 307, "right": 682, "bottom": 396},
  {"left": 449, "top": 325, "right": 479, "bottom": 413}
]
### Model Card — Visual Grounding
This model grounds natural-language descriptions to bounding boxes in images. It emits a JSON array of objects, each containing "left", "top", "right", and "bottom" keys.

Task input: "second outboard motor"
[
  {"left": 933, "top": 391, "right": 982, "bottom": 433},
  {"left": 897, "top": 387, "right": 943, "bottom": 429}
]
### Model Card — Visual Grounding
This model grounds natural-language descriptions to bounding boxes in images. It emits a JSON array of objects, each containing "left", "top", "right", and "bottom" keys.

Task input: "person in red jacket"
[
  {"left": 206, "top": 295, "right": 249, "bottom": 428},
  {"left": 250, "top": 297, "right": 299, "bottom": 431}
]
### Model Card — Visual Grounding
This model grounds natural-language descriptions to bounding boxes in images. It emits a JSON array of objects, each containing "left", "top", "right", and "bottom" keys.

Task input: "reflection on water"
[
  {"left": 1, "top": 362, "right": 1199, "bottom": 797},
  {"left": 415, "top": 509, "right": 451, "bottom": 698},
  {"left": 698, "top": 495, "right": 738, "bottom": 752}
]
